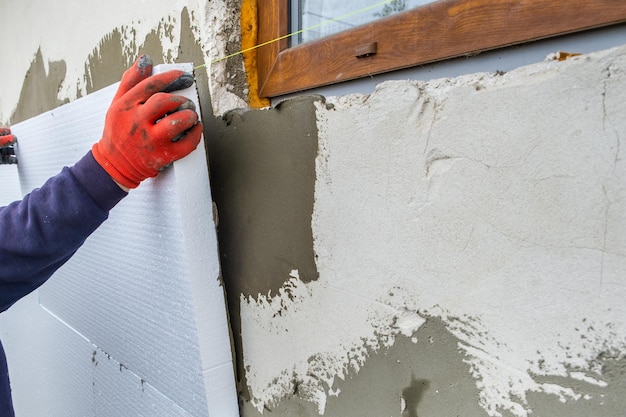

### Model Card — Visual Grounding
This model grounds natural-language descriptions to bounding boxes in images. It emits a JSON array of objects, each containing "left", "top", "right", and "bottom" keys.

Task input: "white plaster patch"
[
  {"left": 242, "top": 44, "right": 626, "bottom": 416},
  {"left": 569, "top": 372, "right": 608, "bottom": 388},
  {"left": 395, "top": 310, "right": 426, "bottom": 338},
  {"left": 241, "top": 278, "right": 409, "bottom": 413}
]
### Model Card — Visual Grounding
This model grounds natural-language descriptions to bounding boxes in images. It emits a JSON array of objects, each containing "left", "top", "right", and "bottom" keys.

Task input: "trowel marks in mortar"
[{"left": 240, "top": 45, "right": 626, "bottom": 416}]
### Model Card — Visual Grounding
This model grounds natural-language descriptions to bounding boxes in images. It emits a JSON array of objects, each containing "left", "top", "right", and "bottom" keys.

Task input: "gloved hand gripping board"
[
  {"left": 6, "top": 64, "right": 238, "bottom": 417},
  {"left": 0, "top": 128, "right": 17, "bottom": 165}
]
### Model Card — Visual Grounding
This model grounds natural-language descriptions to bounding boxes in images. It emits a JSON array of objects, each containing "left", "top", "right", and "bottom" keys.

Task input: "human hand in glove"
[
  {"left": 0, "top": 127, "right": 16, "bottom": 148},
  {"left": 0, "top": 127, "right": 17, "bottom": 165},
  {"left": 92, "top": 54, "right": 203, "bottom": 191}
]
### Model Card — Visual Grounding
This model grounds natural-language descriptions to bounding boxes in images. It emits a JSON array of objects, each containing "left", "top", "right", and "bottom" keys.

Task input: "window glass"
[{"left": 291, "top": 0, "right": 434, "bottom": 45}]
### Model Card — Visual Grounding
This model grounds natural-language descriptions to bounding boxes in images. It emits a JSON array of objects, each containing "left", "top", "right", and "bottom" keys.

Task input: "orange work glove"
[
  {"left": 0, "top": 127, "right": 17, "bottom": 164},
  {"left": 92, "top": 54, "right": 203, "bottom": 189},
  {"left": 0, "top": 127, "right": 16, "bottom": 148}
]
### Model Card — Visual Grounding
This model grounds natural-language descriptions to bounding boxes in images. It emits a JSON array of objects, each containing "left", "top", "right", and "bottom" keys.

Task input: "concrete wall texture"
[{"left": 1, "top": 1, "right": 625, "bottom": 416}]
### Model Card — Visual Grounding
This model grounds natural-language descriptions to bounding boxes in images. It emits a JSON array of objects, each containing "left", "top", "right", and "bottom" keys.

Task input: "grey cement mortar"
[
  {"left": 206, "top": 94, "right": 320, "bottom": 401},
  {"left": 237, "top": 313, "right": 626, "bottom": 417},
  {"left": 240, "top": 317, "right": 490, "bottom": 417},
  {"left": 501, "top": 355, "right": 626, "bottom": 417},
  {"left": 84, "top": 29, "right": 137, "bottom": 95},
  {"left": 9, "top": 48, "right": 68, "bottom": 124}
]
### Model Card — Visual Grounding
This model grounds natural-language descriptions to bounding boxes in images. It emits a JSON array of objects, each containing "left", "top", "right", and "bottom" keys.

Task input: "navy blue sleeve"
[{"left": 0, "top": 151, "right": 127, "bottom": 312}]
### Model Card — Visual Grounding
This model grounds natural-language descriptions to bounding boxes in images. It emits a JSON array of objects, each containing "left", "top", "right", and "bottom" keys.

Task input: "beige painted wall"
[{"left": 1, "top": 1, "right": 625, "bottom": 416}]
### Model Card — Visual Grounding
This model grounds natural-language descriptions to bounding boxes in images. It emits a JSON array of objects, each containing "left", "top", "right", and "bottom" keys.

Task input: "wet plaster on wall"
[
  {"left": 233, "top": 44, "right": 626, "bottom": 417},
  {"left": 81, "top": 8, "right": 208, "bottom": 97},
  {"left": 83, "top": 29, "right": 137, "bottom": 95},
  {"left": 9, "top": 49, "right": 69, "bottom": 125},
  {"left": 521, "top": 355, "right": 626, "bottom": 417},
  {"left": 240, "top": 317, "right": 489, "bottom": 417},
  {"left": 206, "top": 95, "right": 321, "bottom": 401}
]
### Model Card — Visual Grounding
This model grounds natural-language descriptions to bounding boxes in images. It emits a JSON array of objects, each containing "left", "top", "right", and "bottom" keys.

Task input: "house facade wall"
[{"left": 1, "top": 1, "right": 625, "bottom": 416}]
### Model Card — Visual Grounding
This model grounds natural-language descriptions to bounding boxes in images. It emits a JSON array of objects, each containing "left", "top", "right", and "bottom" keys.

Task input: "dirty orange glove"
[
  {"left": 92, "top": 55, "right": 203, "bottom": 189},
  {"left": 0, "top": 127, "right": 16, "bottom": 148},
  {"left": 0, "top": 127, "right": 17, "bottom": 164}
]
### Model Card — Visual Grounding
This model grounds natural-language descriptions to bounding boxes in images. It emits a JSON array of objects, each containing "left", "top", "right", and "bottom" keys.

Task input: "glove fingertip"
[
  {"left": 136, "top": 54, "right": 153, "bottom": 76},
  {"left": 114, "top": 55, "right": 154, "bottom": 101},
  {"left": 162, "top": 73, "right": 194, "bottom": 94},
  {"left": 0, "top": 134, "right": 16, "bottom": 148}
]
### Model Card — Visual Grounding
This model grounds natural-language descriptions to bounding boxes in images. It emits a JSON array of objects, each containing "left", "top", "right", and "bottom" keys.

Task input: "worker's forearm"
[{"left": 0, "top": 151, "right": 126, "bottom": 312}]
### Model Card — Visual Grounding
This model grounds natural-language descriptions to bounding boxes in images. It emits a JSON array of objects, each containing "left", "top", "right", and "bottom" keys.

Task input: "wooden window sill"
[{"left": 257, "top": 0, "right": 626, "bottom": 98}]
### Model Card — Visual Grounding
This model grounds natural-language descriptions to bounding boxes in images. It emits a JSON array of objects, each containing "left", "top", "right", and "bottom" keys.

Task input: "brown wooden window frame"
[{"left": 257, "top": 0, "right": 626, "bottom": 98}]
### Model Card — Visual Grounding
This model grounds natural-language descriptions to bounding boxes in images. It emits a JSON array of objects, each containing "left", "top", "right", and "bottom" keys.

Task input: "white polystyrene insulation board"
[
  {"left": 0, "top": 292, "right": 203, "bottom": 417},
  {"left": 6, "top": 63, "right": 238, "bottom": 417},
  {"left": 0, "top": 292, "right": 101, "bottom": 417},
  {"left": 0, "top": 165, "right": 21, "bottom": 206}
]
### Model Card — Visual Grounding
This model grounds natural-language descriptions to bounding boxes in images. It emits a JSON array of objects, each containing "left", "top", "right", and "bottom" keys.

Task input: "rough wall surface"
[
  {"left": 210, "top": 45, "right": 626, "bottom": 417},
  {"left": 0, "top": 0, "right": 247, "bottom": 126}
]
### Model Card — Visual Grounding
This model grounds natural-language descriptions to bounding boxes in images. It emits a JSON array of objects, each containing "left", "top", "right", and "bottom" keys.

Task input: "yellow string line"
[{"left": 195, "top": 0, "right": 396, "bottom": 69}]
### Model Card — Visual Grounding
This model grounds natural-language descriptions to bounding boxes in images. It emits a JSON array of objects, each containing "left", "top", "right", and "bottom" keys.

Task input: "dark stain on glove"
[{"left": 162, "top": 73, "right": 195, "bottom": 93}]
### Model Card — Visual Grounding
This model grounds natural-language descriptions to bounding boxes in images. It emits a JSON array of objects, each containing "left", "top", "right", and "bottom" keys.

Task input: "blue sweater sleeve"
[
  {"left": 0, "top": 151, "right": 126, "bottom": 416},
  {"left": 0, "top": 151, "right": 127, "bottom": 312}
]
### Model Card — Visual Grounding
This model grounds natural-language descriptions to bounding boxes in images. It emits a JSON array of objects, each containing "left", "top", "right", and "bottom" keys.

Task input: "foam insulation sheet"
[
  {"left": 4, "top": 64, "right": 237, "bottom": 417},
  {"left": 0, "top": 165, "right": 20, "bottom": 206}
]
